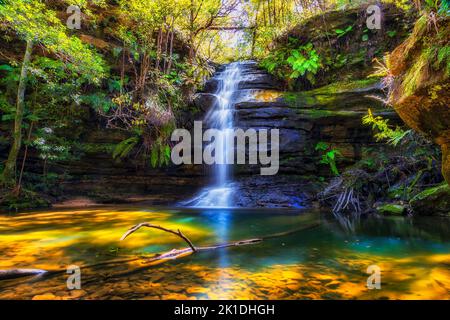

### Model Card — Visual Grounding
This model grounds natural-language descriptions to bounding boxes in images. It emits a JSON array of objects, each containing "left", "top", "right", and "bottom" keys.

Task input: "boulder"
[
  {"left": 193, "top": 93, "right": 218, "bottom": 112},
  {"left": 410, "top": 183, "right": 450, "bottom": 216},
  {"left": 388, "top": 15, "right": 450, "bottom": 184},
  {"left": 202, "top": 78, "right": 219, "bottom": 93}
]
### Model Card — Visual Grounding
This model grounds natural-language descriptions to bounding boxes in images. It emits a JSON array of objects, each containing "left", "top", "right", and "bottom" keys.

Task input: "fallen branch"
[
  {"left": 120, "top": 223, "right": 197, "bottom": 252},
  {"left": 117, "top": 221, "right": 319, "bottom": 267}
]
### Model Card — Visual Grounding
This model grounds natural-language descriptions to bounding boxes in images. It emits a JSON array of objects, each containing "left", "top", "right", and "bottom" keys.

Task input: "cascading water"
[{"left": 184, "top": 62, "right": 243, "bottom": 208}]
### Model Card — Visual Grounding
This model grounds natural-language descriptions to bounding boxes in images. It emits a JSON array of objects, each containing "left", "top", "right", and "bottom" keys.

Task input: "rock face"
[
  {"left": 389, "top": 15, "right": 450, "bottom": 184},
  {"left": 0, "top": 116, "right": 207, "bottom": 205},
  {"left": 199, "top": 62, "right": 398, "bottom": 177},
  {"left": 201, "top": 61, "right": 282, "bottom": 94}
]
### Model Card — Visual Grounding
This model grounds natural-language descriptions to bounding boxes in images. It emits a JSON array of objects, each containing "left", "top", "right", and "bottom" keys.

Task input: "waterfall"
[{"left": 184, "top": 62, "right": 243, "bottom": 208}]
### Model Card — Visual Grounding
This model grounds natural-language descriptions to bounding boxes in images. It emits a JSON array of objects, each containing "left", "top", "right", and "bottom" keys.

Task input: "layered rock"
[{"left": 197, "top": 62, "right": 399, "bottom": 177}]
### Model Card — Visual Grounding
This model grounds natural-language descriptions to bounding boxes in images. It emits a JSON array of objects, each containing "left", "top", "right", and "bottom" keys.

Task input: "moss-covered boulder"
[
  {"left": 388, "top": 15, "right": 450, "bottom": 184},
  {"left": 410, "top": 183, "right": 450, "bottom": 216},
  {"left": 376, "top": 203, "right": 406, "bottom": 215}
]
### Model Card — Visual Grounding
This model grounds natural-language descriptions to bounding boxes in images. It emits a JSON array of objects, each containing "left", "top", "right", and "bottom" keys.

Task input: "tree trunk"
[{"left": 1, "top": 39, "right": 33, "bottom": 186}]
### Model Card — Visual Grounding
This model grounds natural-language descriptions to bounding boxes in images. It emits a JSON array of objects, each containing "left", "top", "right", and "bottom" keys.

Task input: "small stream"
[{"left": 0, "top": 206, "right": 449, "bottom": 300}]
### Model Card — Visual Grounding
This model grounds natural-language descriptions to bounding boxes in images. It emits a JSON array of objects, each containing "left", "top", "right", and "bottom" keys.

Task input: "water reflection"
[
  {"left": 0, "top": 206, "right": 449, "bottom": 300},
  {"left": 200, "top": 209, "right": 233, "bottom": 298}
]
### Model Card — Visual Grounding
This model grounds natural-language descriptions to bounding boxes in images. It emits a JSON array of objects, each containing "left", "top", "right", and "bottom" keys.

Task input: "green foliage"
[
  {"left": 315, "top": 142, "right": 342, "bottom": 176},
  {"left": 0, "top": 188, "right": 50, "bottom": 211},
  {"left": 335, "top": 25, "right": 353, "bottom": 38},
  {"left": 31, "top": 128, "right": 72, "bottom": 162},
  {"left": 150, "top": 140, "right": 171, "bottom": 168},
  {"left": 0, "top": 0, "right": 106, "bottom": 83},
  {"left": 387, "top": 30, "right": 397, "bottom": 38},
  {"left": 286, "top": 43, "right": 321, "bottom": 80},
  {"left": 436, "top": 45, "right": 450, "bottom": 75},
  {"left": 424, "top": 0, "right": 450, "bottom": 14},
  {"left": 260, "top": 42, "right": 321, "bottom": 86},
  {"left": 112, "top": 137, "right": 139, "bottom": 160},
  {"left": 362, "top": 109, "right": 411, "bottom": 146}
]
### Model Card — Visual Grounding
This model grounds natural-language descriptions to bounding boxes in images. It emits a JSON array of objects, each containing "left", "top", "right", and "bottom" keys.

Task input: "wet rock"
[
  {"left": 235, "top": 106, "right": 296, "bottom": 120},
  {"left": 234, "top": 101, "right": 289, "bottom": 109},
  {"left": 238, "top": 72, "right": 282, "bottom": 90},
  {"left": 193, "top": 93, "right": 218, "bottom": 112},
  {"left": 232, "top": 175, "right": 316, "bottom": 208},
  {"left": 202, "top": 78, "right": 219, "bottom": 93}
]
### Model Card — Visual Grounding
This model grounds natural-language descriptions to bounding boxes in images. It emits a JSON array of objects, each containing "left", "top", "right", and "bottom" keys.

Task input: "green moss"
[
  {"left": 394, "top": 14, "right": 449, "bottom": 101},
  {"left": 304, "top": 78, "right": 380, "bottom": 95},
  {"left": 402, "top": 49, "right": 429, "bottom": 97},
  {"left": 283, "top": 78, "right": 380, "bottom": 109},
  {"left": 376, "top": 203, "right": 406, "bottom": 215},
  {"left": 297, "top": 109, "right": 360, "bottom": 119}
]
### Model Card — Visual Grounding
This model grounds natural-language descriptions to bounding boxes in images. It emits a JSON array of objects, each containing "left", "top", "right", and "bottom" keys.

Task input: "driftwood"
[{"left": 118, "top": 221, "right": 319, "bottom": 264}]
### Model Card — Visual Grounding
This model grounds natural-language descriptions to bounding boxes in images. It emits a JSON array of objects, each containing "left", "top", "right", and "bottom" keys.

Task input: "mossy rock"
[
  {"left": 389, "top": 15, "right": 450, "bottom": 184},
  {"left": 0, "top": 189, "right": 50, "bottom": 212},
  {"left": 376, "top": 203, "right": 406, "bottom": 215},
  {"left": 410, "top": 183, "right": 450, "bottom": 216}
]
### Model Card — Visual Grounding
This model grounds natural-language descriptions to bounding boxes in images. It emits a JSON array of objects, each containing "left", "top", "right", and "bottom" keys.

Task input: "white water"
[{"left": 184, "top": 62, "right": 243, "bottom": 208}]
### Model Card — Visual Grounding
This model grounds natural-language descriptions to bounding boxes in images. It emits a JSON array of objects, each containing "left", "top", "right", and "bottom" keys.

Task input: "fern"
[
  {"left": 150, "top": 147, "right": 158, "bottom": 168},
  {"left": 362, "top": 109, "right": 411, "bottom": 146},
  {"left": 112, "top": 137, "right": 138, "bottom": 160},
  {"left": 150, "top": 142, "right": 171, "bottom": 168},
  {"left": 315, "top": 142, "right": 342, "bottom": 176}
]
